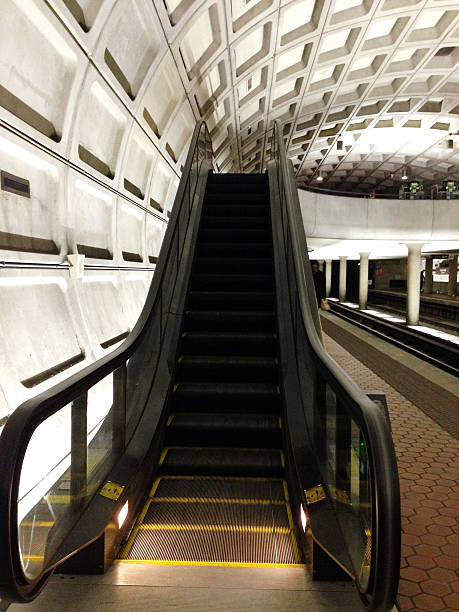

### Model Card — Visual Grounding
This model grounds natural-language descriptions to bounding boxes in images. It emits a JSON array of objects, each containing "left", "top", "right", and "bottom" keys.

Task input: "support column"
[
  {"left": 405, "top": 243, "right": 423, "bottom": 326},
  {"left": 448, "top": 254, "right": 457, "bottom": 297},
  {"left": 339, "top": 256, "right": 347, "bottom": 302},
  {"left": 359, "top": 253, "right": 370, "bottom": 310},
  {"left": 325, "top": 259, "right": 332, "bottom": 298},
  {"left": 424, "top": 256, "right": 433, "bottom": 294}
]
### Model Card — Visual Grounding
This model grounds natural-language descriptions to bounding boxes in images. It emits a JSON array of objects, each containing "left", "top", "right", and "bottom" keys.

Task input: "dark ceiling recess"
[{"left": 1, "top": 170, "right": 30, "bottom": 198}]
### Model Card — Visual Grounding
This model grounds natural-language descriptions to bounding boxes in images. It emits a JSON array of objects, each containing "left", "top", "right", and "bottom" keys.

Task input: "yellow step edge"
[
  {"left": 150, "top": 497, "right": 286, "bottom": 506},
  {"left": 156, "top": 475, "right": 285, "bottom": 483},
  {"left": 285, "top": 499, "right": 302, "bottom": 563},
  {"left": 20, "top": 521, "right": 54, "bottom": 527},
  {"left": 119, "top": 479, "right": 161, "bottom": 559},
  {"left": 282, "top": 481, "right": 290, "bottom": 503},
  {"left": 115, "top": 559, "right": 308, "bottom": 569},
  {"left": 163, "top": 446, "right": 285, "bottom": 453},
  {"left": 281, "top": 481, "right": 302, "bottom": 563},
  {"left": 149, "top": 477, "right": 162, "bottom": 498},
  {"left": 159, "top": 448, "right": 169, "bottom": 464},
  {"left": 138, "top": 523, "right": 292, "bottom": 534}
]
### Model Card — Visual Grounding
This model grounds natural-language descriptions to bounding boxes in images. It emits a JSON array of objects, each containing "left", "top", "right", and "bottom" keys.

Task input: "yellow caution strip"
[
  {"left": 149, "top": 478, "right": 162, "bottom": 498},
  {"left": 159, "top": 448, "right": 169, "bottom": 464},
  {"left": 157, "top": 475, "right": 284, "bottom": 483},
  {"left": 150, "top": 497, "right": 287, "bottom": 506},
  {"left": 120, "top": 477, "right": 165, "bottom": 558},
  {"left": 20, "top": 521, "right": 54, "bottom": 527},
  {"left": 163, "top": 446, "right": 284, "bottom": 453},
  {"left": 280, "top": 451, "right": 285, "bottom": 468},
  {"left": 138, "top": 523, "right": 291, "bottom": 534},
  {"left": 285, "top": 503, "right": 301, "bottom": 563},
  {"left": 115, "top": 559, "right": 307, "bottom": 569},
  {"left": 282, "top": 481, "right": 302, "bottom": 564}
]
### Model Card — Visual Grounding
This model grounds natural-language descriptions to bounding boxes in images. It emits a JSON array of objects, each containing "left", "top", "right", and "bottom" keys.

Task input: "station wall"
[{"left": 0, "top": 0, "right": 192, "bottom": 425}]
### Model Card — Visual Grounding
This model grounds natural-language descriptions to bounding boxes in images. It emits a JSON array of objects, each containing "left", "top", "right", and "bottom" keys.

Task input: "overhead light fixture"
[
  {"left": 316, "top": 171, "right": 323, "bottom": 182},
  {"left": 337, "top": 138, "right": 343, "bottom": 151},
  {"left": 447, "top": 139, "right": 454, "bottom": 149},
  {"left": 401, "top": 168, "right": 408, "bottom": 180}
]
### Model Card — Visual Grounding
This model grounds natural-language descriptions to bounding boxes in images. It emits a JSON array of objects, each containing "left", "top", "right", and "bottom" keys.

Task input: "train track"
[{"left": 326, "top": 301, "right": 459, "bottom": 378}]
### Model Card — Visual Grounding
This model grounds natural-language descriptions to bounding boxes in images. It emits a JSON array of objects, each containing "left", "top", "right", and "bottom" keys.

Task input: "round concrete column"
[
  {"left": 359, "top": 253, "right": 370, "bottom": 310},
  {"left": 339, "top": 256, "right": 347, "bottom": 302},
  {"left": 424, "top": 256, "right": 433, "bottom": 294},
  {"left": 448, "top": 254, "right": 457, "bottom": 297},
  {"left": 405, "top": 243, "right": 423, "bottom": 326},
  {"left": 325, "top": 259, "right": 332, "bottom": 298}
]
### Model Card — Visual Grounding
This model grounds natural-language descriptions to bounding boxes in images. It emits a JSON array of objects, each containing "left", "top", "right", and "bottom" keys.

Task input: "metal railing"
[
  {"left": 299, "top": 185, "right": 398, "bottom": 199},
  {"left": 269, "top": 120, "right": 400, "bottom": 611},
  {"left": 0, "top": 122, "right": 215, "bottom": 603}
]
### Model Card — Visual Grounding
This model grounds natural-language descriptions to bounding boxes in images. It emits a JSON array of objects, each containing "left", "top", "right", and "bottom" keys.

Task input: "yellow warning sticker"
[
  {"left": 305, "top": 485, "right": 326, "bottom": 505},
  {"left": 100, "top": 481, "right": 125, "bottom": 501}
]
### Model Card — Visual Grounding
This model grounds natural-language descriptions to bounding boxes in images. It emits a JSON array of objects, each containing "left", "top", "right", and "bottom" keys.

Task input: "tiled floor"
[{"left": 324, "top": 333, "right": 459, "bottom": 612}]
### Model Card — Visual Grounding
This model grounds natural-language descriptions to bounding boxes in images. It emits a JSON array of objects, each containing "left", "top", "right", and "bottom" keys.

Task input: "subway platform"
[{"left": 322, "top": 312, "right": 459, "bottom": 612}]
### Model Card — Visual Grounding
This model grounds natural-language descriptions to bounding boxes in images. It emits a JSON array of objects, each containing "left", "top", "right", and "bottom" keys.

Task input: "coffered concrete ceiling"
[{"left": 153, "top": 0, "right": 459, "bottom": 192}]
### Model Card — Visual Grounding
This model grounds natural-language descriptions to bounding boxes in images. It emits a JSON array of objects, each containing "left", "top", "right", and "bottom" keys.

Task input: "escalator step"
[
  {"left": 153, "top": 476, "right": 286, "bottom": 502},
  {"left": 172, "top": 382, "right": 280, "bottom": 412},
  {"left": 126, "top": 527, "right": 297, "bottom": 564},
  {"left": 191, "top": 273, "right": 273, "bottom": 291},
  {"left": 205, "top": 193, "right": 267, "bottom": 205},
  {"left": 188, "top": 291, "right": 274, "bottom": 310},
  {"left": 185, "top": 310, "right": 275, "bottom": 332},
  {"left": 204, "top": 205, "right": 268, "bottom": 217},
  {"left": 208, "top": 173, "right": 266, "bottom": 183},
  {"left": 176, "top": 355, "right": 277, "bottom": 382},
  {"left": 180, "top": 331, "right": 276, "bottom": 356},
  {"left": 201, "top": 216, "right": 269, "bottom": 229},
  {"left": 197, "top": 243, "right": 272, "bottom": 257},
  {"left": 193, "top": 257, "right": 272, "bottom": 274},
  {"left": 159, "top": 447, "right": 284, "bottom": 477},
  {"left": 206, "top": 180, "right": 267, "bottom": 193},
  {"left": 142, "top": 497, "right": 290, "bottom": 529},
  {"left": 199, "top": 228, "right": 271, "bottom": 243},
  {"left": 166, "top": 413, "right": 281, "bottom": 447}
]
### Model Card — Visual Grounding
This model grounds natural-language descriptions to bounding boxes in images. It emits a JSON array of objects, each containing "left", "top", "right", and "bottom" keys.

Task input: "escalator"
[
  {"left": 121, "top": 173, "right": 299, "bottom": 565},
  {"left": 0, "top": 122, "right": 400, "bottom": 611}
]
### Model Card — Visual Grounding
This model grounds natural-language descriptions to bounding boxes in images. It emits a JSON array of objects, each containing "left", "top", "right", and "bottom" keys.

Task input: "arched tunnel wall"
[{"left": 0, "top": 0, "right": 198, "bottom": 423}]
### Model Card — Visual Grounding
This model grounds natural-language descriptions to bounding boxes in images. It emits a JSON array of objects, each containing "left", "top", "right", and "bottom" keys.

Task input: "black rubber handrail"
[
  {"left": 0, "top": 121, "right": 215, "bottom": 602},
  {"left": 271, "top": 120, "right": 401, "bottom": 612}
]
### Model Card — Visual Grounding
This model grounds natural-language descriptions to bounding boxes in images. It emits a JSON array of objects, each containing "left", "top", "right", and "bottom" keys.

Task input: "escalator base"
[{"left": 121, "top": 477, "right": 301, "bottom": 566}]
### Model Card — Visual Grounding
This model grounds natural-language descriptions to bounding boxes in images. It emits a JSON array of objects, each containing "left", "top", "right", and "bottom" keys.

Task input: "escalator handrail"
[
  {"left": 271, "top": 120, "right": 400, "bottom": 611},
  {"left": 0, "top": 121, "right": 215, "bottom": 600}
]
